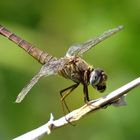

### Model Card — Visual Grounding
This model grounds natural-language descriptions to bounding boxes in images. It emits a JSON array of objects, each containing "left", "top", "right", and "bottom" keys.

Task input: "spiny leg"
[
  {"left": 60, "top": 83, "right": 79, "bottom": 125},
  {"left": 60, "top": 84, "right": 76, "bottom": 113},
  {"left": 60, "top": 83, "right": 79, "bottom": 113},
  {"left": 83, "top": 84, "right": 90, "bottom": 103},
  {"left": 61, "top": 83, "right": 79, "bottom": 101}
]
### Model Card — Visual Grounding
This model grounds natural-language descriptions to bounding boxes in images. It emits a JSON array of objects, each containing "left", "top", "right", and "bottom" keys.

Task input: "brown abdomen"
[{"left": 0, "top": 25, "right": 57, "bottom": 64}]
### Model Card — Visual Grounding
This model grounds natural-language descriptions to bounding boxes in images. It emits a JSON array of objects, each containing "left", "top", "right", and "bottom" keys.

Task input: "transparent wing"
[
  {"left": 66, "top": 26, "right": 123, "bottom": 57},
  {"left": 15, "top": 59, "right": 67, "bottom": 103},
  {"left": 15, "top": 73, "right": 44, "bottom": 103}
]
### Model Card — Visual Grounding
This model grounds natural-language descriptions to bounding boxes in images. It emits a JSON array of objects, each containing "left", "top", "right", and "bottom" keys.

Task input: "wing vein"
[{"left": 66, "top": 25, "right": 123, "bottom": 56}]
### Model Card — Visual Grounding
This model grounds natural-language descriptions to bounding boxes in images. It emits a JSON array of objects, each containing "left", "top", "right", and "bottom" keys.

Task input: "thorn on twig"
[{"left": 47, "top": 113, "right": 55, "bottom": 134}]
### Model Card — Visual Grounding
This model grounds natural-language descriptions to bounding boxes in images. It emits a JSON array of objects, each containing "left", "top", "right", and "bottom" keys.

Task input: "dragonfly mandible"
[{"left": 0, "top": 25, "right": 123, "bottom": 106}]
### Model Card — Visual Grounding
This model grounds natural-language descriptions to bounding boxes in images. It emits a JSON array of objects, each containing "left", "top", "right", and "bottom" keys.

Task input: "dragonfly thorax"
[{"left": 58, "top": 56, "right": 92, "bottom": 83}]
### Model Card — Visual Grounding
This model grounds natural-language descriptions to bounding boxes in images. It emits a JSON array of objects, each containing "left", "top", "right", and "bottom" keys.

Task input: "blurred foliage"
[{"left": 0, "top": 0, "right": 140, "bottom": 139}]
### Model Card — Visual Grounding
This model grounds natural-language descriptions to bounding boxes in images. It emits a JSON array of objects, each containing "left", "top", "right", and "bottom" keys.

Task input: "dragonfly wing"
[
  {"left": 66, "top": 26, "right": 123, "bottom": 57},
  {"left": 15, "top": 73, "right": 44, "bottom": 103},
  {"left": 66, "top": 44, "right": 82, "bottom": 57},
  {"left": 15, "top": 59, "right": 66, "bottom": 103}
]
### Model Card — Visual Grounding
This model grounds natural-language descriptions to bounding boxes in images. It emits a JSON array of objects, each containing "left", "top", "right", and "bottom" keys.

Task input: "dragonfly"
[{"left": 0, "top": 25, "right": 123, "bottom": 110}]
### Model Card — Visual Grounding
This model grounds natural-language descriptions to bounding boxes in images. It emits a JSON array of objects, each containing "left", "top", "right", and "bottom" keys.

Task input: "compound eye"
[{"left": 90, "top": 70, "right": 101, "bottom": 86}]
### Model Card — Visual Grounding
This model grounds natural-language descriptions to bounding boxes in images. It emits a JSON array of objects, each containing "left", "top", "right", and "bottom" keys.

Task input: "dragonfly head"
[{"left": 89, "top": 68, "right": 107, "bottom": 92}]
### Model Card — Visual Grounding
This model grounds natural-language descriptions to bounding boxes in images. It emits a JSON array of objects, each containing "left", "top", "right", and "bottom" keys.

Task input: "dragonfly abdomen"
[{"left": 0, "top": 25, "right": 57, "bottom": 64}]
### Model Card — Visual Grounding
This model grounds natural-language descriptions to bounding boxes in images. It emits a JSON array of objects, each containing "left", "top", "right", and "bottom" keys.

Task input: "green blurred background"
[{"left": 0, "top": 0, "right": 140, "bottom": 139}]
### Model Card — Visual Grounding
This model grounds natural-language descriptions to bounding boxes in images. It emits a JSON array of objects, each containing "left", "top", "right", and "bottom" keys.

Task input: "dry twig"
[{"left": 13, "top": 77, "right": 140, "bottom": 140}]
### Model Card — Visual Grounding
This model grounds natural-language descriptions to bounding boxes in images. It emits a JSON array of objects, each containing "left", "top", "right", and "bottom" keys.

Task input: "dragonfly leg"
[
  {"left": 60, "top": 83, "right": 79, "bottom": 125},
  {"left": 60, "top": 83, "right": 79, "bottom": 101},
  {"left": 60, "top": 83, "right": 79, "bottom": 113},
  {"left": 83, "top": 84, "right": 90, "bottom": 103}
]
